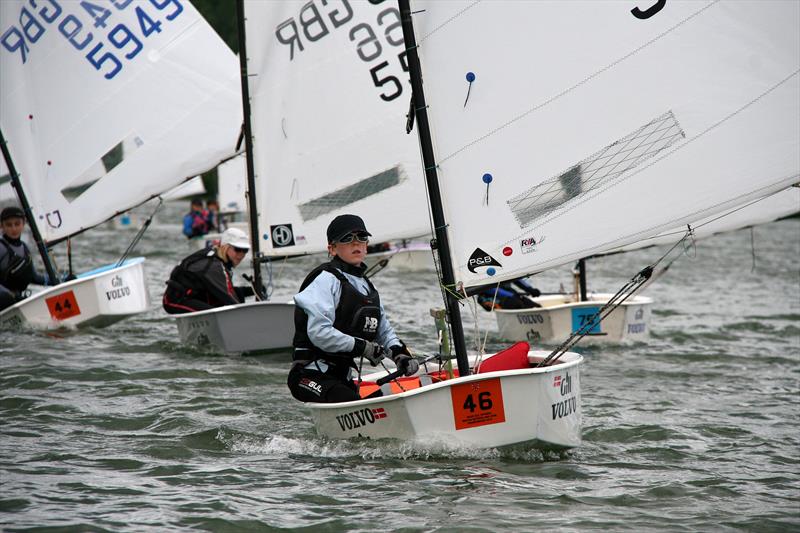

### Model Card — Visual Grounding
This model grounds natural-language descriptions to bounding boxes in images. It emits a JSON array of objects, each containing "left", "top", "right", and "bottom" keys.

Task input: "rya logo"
[
  {"left": 467, "top": 248, "right": 502, "bottom": 273},
  {"left": 520, "top": 235, "right": 545, "bottom": 254}
]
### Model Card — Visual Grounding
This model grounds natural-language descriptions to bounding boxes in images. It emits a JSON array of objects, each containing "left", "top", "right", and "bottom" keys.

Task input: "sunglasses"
[
  {"left": 337, "top": 232, "right": 370, "bottom": 244},
  {"left": 232, "top": 246, "right": 249, "bottom": 254}
]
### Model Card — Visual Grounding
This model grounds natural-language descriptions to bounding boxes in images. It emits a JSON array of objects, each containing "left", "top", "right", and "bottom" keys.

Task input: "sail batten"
[{"left": 411, "top": 0, "right": 799, "bottom": 288}]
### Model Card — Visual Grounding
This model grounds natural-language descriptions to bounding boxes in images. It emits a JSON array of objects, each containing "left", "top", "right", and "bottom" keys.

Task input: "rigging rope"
[
  {"left": 116, "top": 199, "right": 163, "bottom": 268},
  {"left": 263, "top": 258, "right": 274, "bottom": 300},
  {"left": 537, "top": 225, "right": 695, "bottom": 367},
  {"left": 364, "top": 257, "right": 390, "bottom": 279}
]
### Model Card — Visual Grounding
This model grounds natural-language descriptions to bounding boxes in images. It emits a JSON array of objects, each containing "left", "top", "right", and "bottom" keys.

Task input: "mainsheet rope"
[{"left": 537, "top": 225, "right": 696, "bottom": 367}]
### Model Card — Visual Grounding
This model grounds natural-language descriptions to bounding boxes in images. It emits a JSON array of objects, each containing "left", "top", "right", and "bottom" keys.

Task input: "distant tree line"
[
  {"left": 192, "top": 1, "right": 238, "bottom": 197},
  {"left": 193, "top": 0, "right": 238, "bottom": 53}
]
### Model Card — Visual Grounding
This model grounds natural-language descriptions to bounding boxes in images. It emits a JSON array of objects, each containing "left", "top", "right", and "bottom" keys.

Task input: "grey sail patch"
[
  {"left": 297, "top": 166, "right": 405, "bottom": 221},
  {"left": 60, "top": 135, "right": 144, "bottom": 203},
  {"left": 508, "top": 111, "right": 685, "bottom": 228}
]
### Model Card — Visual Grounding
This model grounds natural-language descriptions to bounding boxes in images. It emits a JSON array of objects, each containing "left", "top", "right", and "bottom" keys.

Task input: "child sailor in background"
[
  {"left": 182, "top": 197, "right": 210, "bottom": 239},
  {"left": 162, "top": 227, "right": 255, "bottom": 314},
  {"left": 0, "top": 206, "right": 51, "bottom": 311}
]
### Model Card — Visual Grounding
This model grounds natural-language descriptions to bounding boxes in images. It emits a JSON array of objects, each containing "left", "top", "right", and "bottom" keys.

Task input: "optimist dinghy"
[
  {"left": 0, "top": 0, "right": 242, "bottom": 330},
  {"left": 495, "top": 292, "right": 653, "bottom": 346},
  {"left": 493, "top": 188, "right": 800, "bottom": 345},
  {"left": 174, "top": 300, "right": 295, "bottom": 354},
  {"left": 0, "top": 258, "right": 148, "bottom": 330},
  {"left": 175, "top": 0, "right": 440, "bottom": 353},
  {"left": 238, "top": 0, "right": 798, "bottom": 449},
  {"left": 311, "top": 343, "right": 583, "bottom": 449}
]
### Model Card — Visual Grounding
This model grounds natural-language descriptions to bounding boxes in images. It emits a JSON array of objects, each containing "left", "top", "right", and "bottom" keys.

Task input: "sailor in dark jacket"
[
  {"left": 288, "top": 214, "right": 419, "bottom": 403},
  {"left": 162, "top": 227, "right": 255, "bottom": 314},
  {"left": 0, "top": 206, "right": 49, "bottom": 311}
]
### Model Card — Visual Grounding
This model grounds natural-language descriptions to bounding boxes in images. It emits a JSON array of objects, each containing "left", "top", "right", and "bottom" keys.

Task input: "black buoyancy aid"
[
  {"left": 293, "top": 258, "right": 382, "bottom": 363},
  {"left": 0, "top": 237, "right": 34, "bottom": 292},
  {"left": 164, "top": 248, "right": 220, "bottom": 302}
]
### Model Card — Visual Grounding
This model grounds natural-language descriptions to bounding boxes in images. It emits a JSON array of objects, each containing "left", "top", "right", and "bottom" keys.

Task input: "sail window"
[
  {"left": 60, "top": 134, "right": 143, "bottom": 202},
  {"left": 508, "top": 111, "right": 684, "bottom": 228},
  {"left": 297, "top": 165, "right": 404, "bottom": 221}
]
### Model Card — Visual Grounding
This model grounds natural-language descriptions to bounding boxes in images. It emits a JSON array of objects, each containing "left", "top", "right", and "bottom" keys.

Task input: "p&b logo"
[
  {"left": 467, "top": 247, "right": 502, "bottom": 273},
  {"left": 270, "top": 224, "right": 295, "bottom": 248},
  {"left": 363, "top": 316, "right": 378, "bottom": 333}
]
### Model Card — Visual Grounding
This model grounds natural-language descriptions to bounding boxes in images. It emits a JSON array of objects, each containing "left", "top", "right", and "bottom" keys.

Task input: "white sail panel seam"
[{"left": 418, "top": 0, "right": 481, "bottom": 42}]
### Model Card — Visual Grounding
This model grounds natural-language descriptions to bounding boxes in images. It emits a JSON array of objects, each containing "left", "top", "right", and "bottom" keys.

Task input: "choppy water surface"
[{"left": 1, "top": 204, "right": 798, "bottom": 532}]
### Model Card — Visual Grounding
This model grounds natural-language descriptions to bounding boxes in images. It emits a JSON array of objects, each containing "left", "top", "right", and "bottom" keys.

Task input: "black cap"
[
  {"left": 327, "top": 214, "right": 371, "bottom": 243},
  {"left": 1, "top": 206, "right": 24, "bottom": 222}
]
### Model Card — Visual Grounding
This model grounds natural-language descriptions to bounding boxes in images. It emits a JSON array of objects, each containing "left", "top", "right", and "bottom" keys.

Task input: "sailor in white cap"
[{"left": 162, "top": 227, "right": 255, "bottom": 314}]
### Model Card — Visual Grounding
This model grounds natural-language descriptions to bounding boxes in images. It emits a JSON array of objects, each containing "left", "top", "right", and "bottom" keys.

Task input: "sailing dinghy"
[
  {"left": 308, "top": 0, "right": 798, "bottom": 450},
  {"left": 494, "top": 188, "right": 800, "bottom": 345},
  {"left": 175, "top": 0, "right": 447, "bottom": 354},
  {"left": 0, "top": 0, "right": 242, "bottom": 330},
  {"left": 170, "top": 4, "right": 300, "bottom": 354}
]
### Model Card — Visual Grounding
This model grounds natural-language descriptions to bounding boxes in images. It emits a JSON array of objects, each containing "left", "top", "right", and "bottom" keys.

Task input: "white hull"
[
  {"left": 310, "top": 350, "right": 582, "bottom": 449},
  {"left": 366, "top": 242, "right": 434, "bottom": 271},
  {"left": 173, "top": 300, "right": 295, "bottom": 354},
  {"left": 494, "top": 293, "right": 652, "bottom": 345},
  {"left": 0, "top": 258, "right": 150, "bottom": 330}
]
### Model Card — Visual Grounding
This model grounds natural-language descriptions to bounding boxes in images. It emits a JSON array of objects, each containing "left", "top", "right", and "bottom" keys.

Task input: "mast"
[
  {"left": 235, "top": 0, "right": 264, "bottom": 298},
  {"left": 399, "top": 0, "right": 470, "bottom": 377},
  {"left": 0, "top": 129, "right": 59, "bottom": 285},
  {"left": 578, "top": 259, "right": 587, "bottom": 302}
]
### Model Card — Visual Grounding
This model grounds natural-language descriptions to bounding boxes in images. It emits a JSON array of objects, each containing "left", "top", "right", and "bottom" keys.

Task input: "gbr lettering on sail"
[
  {"left": 272, "top": 0, "right": 666, "bottom": 104},
  {"left": 274, "top": 0, "right": 408, "bottom": 104}
]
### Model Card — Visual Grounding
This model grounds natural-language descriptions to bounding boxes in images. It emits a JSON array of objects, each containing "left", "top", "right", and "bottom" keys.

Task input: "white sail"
[
  {"left": 0, "top": 0, "right": 242, "bottom": 243},
  {"left": 217, "top": 153, "right": 246, "bottom": 214},
  {"left": 244, "top": 0, "right": 430, "bottom": 255},
  {"left": 162, "top": 176, "right": 206, "bottom": 202},
  {"left": 411, "top": 0, "right": 799, "bottom": 288}
]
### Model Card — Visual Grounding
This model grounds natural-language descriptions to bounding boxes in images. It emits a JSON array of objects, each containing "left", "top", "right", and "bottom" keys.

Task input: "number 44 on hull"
[{"left": 0, "top": 258, "right": 149, "bottom": 330}]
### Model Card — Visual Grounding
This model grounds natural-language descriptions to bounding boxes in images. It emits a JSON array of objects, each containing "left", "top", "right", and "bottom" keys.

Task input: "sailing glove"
[
  {"left": 356, "top": 340, "right": 386, "bottom": 366},
  {"left": 390, "top": 344, "right": 419, "bottom": 377}
]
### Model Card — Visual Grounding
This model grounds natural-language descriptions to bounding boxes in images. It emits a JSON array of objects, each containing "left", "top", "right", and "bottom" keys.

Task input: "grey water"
[{"left": 1, "top": 202, "right": 798, "bottom": 532}]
